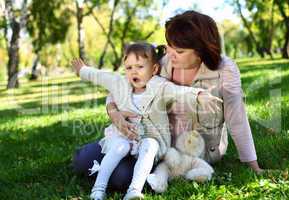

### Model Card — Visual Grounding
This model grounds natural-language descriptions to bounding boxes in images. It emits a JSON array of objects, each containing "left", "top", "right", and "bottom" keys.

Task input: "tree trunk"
[
  {"left": 7, "top": 20, "right": 20, "bottom": 88},
  {"left": 29, "top": 54, "right": 40, "bottom": 80},
  {"left": 256, "top": 47, "right": 265, "bottom": 58},
  {"left": 5, "top": 0, "right": 28, "bottom": 89},
  {"left": 276, "top": 0, "right": 289, "bottom": 58},
  {"left": 97, "top": 0, "right": 119, "bottom": 69},
  {"left": 233, "top": 44, "right": 238, "bottom": 59},
  {"left": 282, "top": 29, "right": 289, "bottom": 58},
  {"left": 236, "top": 0, "right": 264, "bottom": 58},
  {"left": 110, "top": 3, "right": 139, "bottom": 71},
  {"left": 266, "top": 0, "right": 275, "bottom": 59},
  {"left": 98, "top": 41, "right": 109, "bottom": 69},
  {"left": 76, "top": 1, "right": 86, "bottom": 60}
]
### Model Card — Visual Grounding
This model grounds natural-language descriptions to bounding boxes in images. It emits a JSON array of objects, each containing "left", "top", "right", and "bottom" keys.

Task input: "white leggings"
[{"left": 93, "top": 137, "right": 159, "bottom": 193}]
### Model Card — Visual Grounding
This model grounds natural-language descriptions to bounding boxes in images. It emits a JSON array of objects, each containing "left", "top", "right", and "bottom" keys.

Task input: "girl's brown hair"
[
  {"left": 123, "top": 42, "right": 165, "bottom": 65},
  {"left": 165, "top": 10, "right": 221, "bottom": 70}
]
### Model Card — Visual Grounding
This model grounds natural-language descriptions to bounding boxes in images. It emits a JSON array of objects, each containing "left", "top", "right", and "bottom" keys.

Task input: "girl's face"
[
  {"left": 124, "top": 53, "right": 159, "bottom": 93},
  {"left": 166, "top": 45, "right": 201, "bottom": 69}
]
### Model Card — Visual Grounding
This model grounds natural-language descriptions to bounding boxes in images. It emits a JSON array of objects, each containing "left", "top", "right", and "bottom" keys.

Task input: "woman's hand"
[
  {"left": 107, "top": 103, "right": 139, "bottom": 140},
  {"left": 246, "top": 160, "right": 264, "bottom": 175},
  {"left": 71, "top": 58, "right": 86, "bottom": 76},
  {"left": 197, "top": 90, "right": 223, "bottom": 113}
]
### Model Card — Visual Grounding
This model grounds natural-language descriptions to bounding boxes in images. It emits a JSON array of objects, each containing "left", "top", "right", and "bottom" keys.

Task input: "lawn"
[{"left": 0, "top": 58, "right": 288, "bottom": 199}]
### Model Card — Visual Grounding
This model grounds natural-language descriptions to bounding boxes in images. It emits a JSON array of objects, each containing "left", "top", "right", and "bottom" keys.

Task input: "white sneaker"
[
  {"left": 123, "top": 189, "right": 144, "bottom": 200},
  {"left": 90, "top": 188, "right": 106, "bottom": 200}
]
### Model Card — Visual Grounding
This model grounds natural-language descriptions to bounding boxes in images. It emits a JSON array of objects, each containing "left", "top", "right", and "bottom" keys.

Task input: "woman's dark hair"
[
  {"left": 123, "top": 42, "right": 166, "bottom": 65},
  {"left": 165, "top": 10, "right": 221, "bottom": 70}
]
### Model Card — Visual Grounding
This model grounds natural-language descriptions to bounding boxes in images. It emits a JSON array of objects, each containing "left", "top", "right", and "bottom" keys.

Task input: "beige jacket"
[
  {"left": 80, "top": 66, "right": 202, "bottom": 159},
  {"left": 160, "top": 55, "right": 257, "bottom": 163}
]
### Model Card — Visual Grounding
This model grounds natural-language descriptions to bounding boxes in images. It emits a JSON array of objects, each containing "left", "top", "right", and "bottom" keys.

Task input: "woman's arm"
[
  {"left": 106, "top": 93, "right": 139, "bottom": 140},
  {"left": 221, "top": 58, "right": 263, "bottom": 174}
]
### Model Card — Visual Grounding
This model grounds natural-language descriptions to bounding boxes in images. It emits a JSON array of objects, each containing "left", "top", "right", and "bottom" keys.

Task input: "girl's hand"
[
  {"left": 71, "top": 58, "right": 86, "bottom": 76},
  {"left": 197, "top": 90, "right": 223, "bottom": 113},
  {"left": 107, "top": 103, "right": 139, "bottom": 140}
]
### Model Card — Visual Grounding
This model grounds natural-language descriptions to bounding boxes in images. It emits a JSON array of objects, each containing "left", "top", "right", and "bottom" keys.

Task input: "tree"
[
  {"left": 72, "top": 0, "right": 107, "bottom": 61},
  {"left": 276, "top": 0, "right": 289, "bottom": 58},
  {"left": 26, "top": 0, "right": 71, "bottom": 80},
  {"left": 229, "top": 0, "right": 284, "bottom": 58},
  {"left": 88, "top": 0, "right": 120, "bottom": 68},
  {"left": 4, "top": 0, "right": 28, "bottom": 88},
  {"left": 220, "top": 20, "right": 248, "bottom": 58},
  {"left": 89, "top": 0, "right": 167, "bottom": 70}
]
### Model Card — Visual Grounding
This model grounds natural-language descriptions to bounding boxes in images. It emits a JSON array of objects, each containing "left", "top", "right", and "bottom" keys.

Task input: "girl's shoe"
[
  {"left": 90, "top": 188, "right": 106, "bottom": 200},
  {"left": 123, "top": 189, "right": 144, "bottom": 200}
]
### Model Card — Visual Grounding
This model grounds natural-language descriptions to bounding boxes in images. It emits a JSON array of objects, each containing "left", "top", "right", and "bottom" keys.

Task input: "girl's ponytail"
[{"left": 155, "top": 45, "right": 166, "bottom": 61}]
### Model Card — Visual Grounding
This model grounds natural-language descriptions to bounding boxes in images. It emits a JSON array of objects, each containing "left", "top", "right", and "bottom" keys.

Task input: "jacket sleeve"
[
  {"left": 162, "top": 81, "right": 203, "bottom": 105},
  {"left": 79, "top": 66, "right": 122, "bottom": 93},
  {"left": 105, "top": 93, "right": 115, "bottom": 105},
  {"left": 221, "top": 58, "right": 257, "bottom": 162}
]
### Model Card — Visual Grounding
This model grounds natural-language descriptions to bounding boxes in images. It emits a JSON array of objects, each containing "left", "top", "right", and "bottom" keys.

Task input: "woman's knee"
[
  {"left": 108, "top": 155, "right": 136, "bottom": 191},
  {"left": 72, "top": 141, "right": 104, "bottom": 174}
]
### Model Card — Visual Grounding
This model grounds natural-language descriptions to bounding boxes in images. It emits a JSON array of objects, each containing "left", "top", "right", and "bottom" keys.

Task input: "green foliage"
[
  {"left": 89, "top": 0, "right": 109, "bottom": 6},
  {"left": 0, "top": 17, "right": 6, "bottom": 30},
  {"left": 220, "top": 20, "right": 249, "bottom": 58},
  {"left": 26, "top": 0, "right": 72, "bottom": 53},
  {"left": 0, "top": 63, "right": 6, "bottom": 82},
  {"left": 96, "top": 0, "right": 163, "bottom": 68},
  {"left": 226, "top": 0, "right": 286, "bottom": 57}
]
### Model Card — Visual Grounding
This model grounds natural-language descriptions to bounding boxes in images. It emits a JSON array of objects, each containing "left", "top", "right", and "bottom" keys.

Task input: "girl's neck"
[{"left": 133, "top": 88, "right": 145, "bottom": 94}]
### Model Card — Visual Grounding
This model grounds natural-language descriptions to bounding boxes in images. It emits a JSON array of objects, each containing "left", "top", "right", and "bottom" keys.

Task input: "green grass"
[{"left": 0, "top": 58, "right": 289, "bottom": 199}]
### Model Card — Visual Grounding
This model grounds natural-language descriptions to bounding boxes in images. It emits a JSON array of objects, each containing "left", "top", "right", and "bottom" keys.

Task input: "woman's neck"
[{"left": 172, "top": 66, "right": 200, "bottom": 86}]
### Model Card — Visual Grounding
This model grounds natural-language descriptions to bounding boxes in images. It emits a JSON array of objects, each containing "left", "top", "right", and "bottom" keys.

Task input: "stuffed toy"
[{"left": 147, "top": 130, "right": 214, "bottom": 193}]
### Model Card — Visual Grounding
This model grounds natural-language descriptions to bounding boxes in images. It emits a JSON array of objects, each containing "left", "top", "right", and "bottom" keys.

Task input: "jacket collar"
[
  {"left": 127, "top": 75, "right": 166, "bottom": 113},
  {"left": 141, "top": 75, "right": 166, "bottom": 112},
  {"left": 192, "top": 62, "right": 220, "bottom": 83}
]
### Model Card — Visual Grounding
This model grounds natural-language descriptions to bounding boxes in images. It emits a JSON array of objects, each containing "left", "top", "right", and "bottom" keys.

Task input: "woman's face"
[{"left": 166, "top": 45, "right": 201, "bottom": 69}]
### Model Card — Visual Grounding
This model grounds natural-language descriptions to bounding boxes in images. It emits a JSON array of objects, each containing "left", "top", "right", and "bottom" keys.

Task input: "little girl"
[{"left": 72, "top": 42, "right": 220, "bottom": 200}]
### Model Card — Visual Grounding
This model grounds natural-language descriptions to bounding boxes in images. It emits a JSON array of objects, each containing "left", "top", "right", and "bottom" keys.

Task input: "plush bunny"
[{"left": 147, "top": 130, "right": 214, "bottom": 193}]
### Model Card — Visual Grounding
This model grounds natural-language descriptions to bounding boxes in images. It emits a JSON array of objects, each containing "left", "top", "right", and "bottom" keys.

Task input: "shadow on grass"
[
  {"left": 239, "top": 61, "right": 288, "bottom": 74},
  {"left": 249, "top": 120, "right": 289, "bottom": 167},
  {"left": 212, "top": 120, "right": 289, "bottom": 190},
  {"left": 29, "top": 80, "right": 80, "bottom": 88},
  {"left": 0, "top": 78, "right": 68, "bottom": 93},
  {"left": 281, "top": 73, "right": 289, "bottom": 94},
  {"left": 240, "top": 61, "right": 289, "bottom": 103},
  {"left": 0, "top": 114, "right": 109, "bottom": 199},
  {"left": 0, "top": 96, "right": 106, "bottom": 125},
  {"left": 241, "top": 75, "right": 281, "bottom": 104},
  {"left": 236, "top": 57, "right": 281, "bottom": 66},
  {"left": 0, "top": 81, "right": 106, "bottom": 99},
  {"left": 0, "top": 110, "right": 288, "bottom": 199}
]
